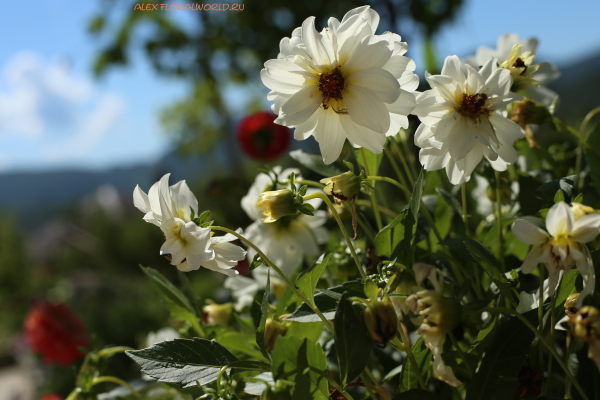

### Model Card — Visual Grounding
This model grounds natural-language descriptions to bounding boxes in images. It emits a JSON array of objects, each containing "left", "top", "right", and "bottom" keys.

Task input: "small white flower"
[
  {"left": 240, "top": 167, "right": 328, "bottom": 276},
  {"left": 413, "top": 55, "right": 524, "bottom": 185},
  {"left": 512, "top": 201, "right": 600, "bottom": 295},
  {"left": 134, "top": 173, "right": 245, "bottom": 276},
  {"left": 261, "top": 6, "right": 418, "bottom": 164},
  {"left": 465, "top": 33, "right": 560, "bottom": 106}
]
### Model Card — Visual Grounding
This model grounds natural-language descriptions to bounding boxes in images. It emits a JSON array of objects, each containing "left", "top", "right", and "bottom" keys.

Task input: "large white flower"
[
  {"left": 240, "top": 167, "right": 329, "bottom": 276},
  {"left": 512, "top": 201, "right": 600, "bottom": 295},
  {"left": 133, "top": 174, "right": 245, "bottom": 276},
  {"left": 261, "top": 6, "right": 418, "bottom": 164},
  {"left": 465, "top": 33, "right": 560, "bottom": 106},
  {"left": 413, "top": 55, "right": 524, "bottom": 185}
]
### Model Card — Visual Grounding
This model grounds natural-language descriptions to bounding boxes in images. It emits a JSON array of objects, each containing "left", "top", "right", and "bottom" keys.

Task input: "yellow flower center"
[
  {"left": 457, "top": 93, "right": 489, "bottom": 118},
  {"left": 318, "top": 67, "right": 348, "bottom": 114}
]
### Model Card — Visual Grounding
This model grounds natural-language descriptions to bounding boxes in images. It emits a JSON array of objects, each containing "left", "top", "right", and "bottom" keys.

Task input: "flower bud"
[
  {"left": 510, "top": 99, "right": 549, "bottom": 128},
  {"left": 256, "top": 189, "right": 297, "bottom": 223},
  {"left": 410, "top": 290, "right": 462, "bottom": 344},
  {"left": 202, "top": 303, "right": 233, "bottom": 327},
  {"left": 572, "top": 203, "right": 596, "bottom": 221},
  {"left": 363, "top": 301, "right": 398, "bottom": 345},
  {"left": 565, "top": 293, "right": 580, "bottom": 316},
  {"left": 320, "top": 171, "right": 361, "bottom": 205},
  {"left": 569, "top": 306, "right": 600, "bottom": 341},
  {"left": 264, "top": 318, "right": 288, "bottom": 352}
]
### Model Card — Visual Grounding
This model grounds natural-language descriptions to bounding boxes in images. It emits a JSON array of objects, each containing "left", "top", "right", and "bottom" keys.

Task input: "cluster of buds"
[
  {"left": 361, "top": 280, "right": 398, "bottom": 345},
  {"left": 202, "top": 302, "right": 233, "bottom": 327},
  {"left": 256, "top": 172, "right": 314, "bottom": 223},
  {"left": 569, "top": 306, "right": 600, "bottom": 369}
]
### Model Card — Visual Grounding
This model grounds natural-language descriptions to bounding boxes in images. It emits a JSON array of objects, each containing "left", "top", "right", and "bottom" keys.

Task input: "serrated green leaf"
[
  {"left": 296, "top": 253, "right": 331, "bottom": 307},
  {"left": 298, "top": 185, "right": 308, "bottom": 196},
  {"left": 400, "top": 337, "right": 431, "bottom": 391},
  {"left": 126, "top": 338, "right": 239, "bottom": 389},
  {"left": 289, "top": 149, "right": 344, "bottom": 177},
  {"left": 141, "top": 266, "right": 197, "bottom": 323},
  {"left": 197, "top": 210, "right": 211, "bottom": 224},
  {"left": 465, "top": 309, "right": 538, "bottom": 400},
  {"left": 334, "top": 293, "right": 371, "bottom": 385},
  {"left": 271, "top": 336, "right": 329, "bottom": 400},
  {"left": 296, "top": 203, "right": 315, "bottom": 216}
]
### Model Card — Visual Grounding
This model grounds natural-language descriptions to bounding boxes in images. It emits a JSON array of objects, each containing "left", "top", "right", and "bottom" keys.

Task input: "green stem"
[
  {"left": 360, "top": 149, "right": 383, "bottom": 230},
  {"left": 97, "top": 346, "right": 134, "bottom": 358},
  {"left": 92, "top": 376, "right": 143, "bottom": 400},
  {"left": 539, "top": 265, "right": 545, "bottom": 376},
  {"left": 495, "top": 171, "right": 506, "bottom": 271},
  {"left": 311, "top": 367, "right": 356, "bottom": 400},
  {"left": 420, "top": 200, "right": 443, "bottom": 244},
  {"left": 296, "top": 179, "right": 325, "bottom": 189},
  {"left": 391, "top": 139, "right": 416, "bottom": 186},
  {"left": 384, "top": 148, "right": 411, "bottom": 202},
  {"left": 210, "top": 226, "right": 335, "bottom": 333},
  {"left": 546, "top": 293, "right": 556, "bottom": 394},
  {"left": 461, "top": 183, "right": 469, "bottom": 236},
  {"left": 365, "top": 176, "right": 409, "bottom": 192},
  {"left": 576, "top": 106, "right": 600, "bottom": 186},
  {"left": 216, "top": 361, "right": 270, "bottom": 393},
  {"left": 398, "top": 325, "right": 426, "bottom": 390},
  {"left": 303, "top": 193, "right": 366, "bottom": 281},
  {"left": 355, "top": 199, "right": 397, "bottom": 218},
  {"left": 360, "top": 372, "right": 379, "bottom": 400},
  {"left": 449, "top": 332, "right": 473, "bottom": 376},
  {"left": 483, "top": 307, "right": 589, "bottom": 400},
  {"left": 65, "top": 389, "right": 81, "bottom": 400},
  {"left": 191, "top": 316, "right": 206, "bottom": 338}
]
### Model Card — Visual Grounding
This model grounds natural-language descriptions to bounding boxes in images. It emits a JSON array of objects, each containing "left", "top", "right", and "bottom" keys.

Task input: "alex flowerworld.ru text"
[{"left": 134, "top": 3, "right": 244, "bottom": 11}]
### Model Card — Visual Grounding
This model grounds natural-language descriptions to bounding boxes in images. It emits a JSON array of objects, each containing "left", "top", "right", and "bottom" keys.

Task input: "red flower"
[
  {"left": 39, "top": 394, "right": 63, "bottom": 400},
  {"left": 24, "top": 302, "right": 89, "bottom": 366},
  {"left": 237, "top": 111, "right": 291, "bottom": 160}
]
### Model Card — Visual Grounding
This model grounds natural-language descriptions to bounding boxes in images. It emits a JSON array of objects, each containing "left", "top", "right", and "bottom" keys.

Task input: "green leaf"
[
  {"left": 356, "top": 147, "right": 384, "bottom": 176},
  {"left": 334, "top": 294, "right": 372, "bottom": 385},
  {"left": 289, "top": 149, "right": 344, "bottom": 177},
  {"left": 469, "top": 316, "right": 497, "bottom": 354},
  {"left": 244, "top": 372, "right": 274, "bottom": 396},
  {"left": 435, "top": 187, "right": 463, "bottom": 217},
  {"left": 284, "top": 292, "right": 338, "bottom": 322},
  {"left": 465, "top": 309, "right": 538, "bottom": 400},
  {"left": 196, "top": 210, "right": 211, "bottom": 224},
  {"left": 126, "top": 338, "right": 239, "bottom": 389},
  {"left": 374, "top": 210, "right": 407, "bottom": 257},
  {"left": 271, "top": 336, "right": 329, "bottom": 400},
  {"left": 554, "top": 189, "right": 565, "bottom": 203},
  {"left": 517, "top": 172, "right": 547, "bottom": 215},
  {"left": 256, "top": 271, "right": 270, "bottom": 358},
  {"left": 296, "top": 253, "right": 331, "bottom": 307},
  {"left": 392, "top": 389, "right": 439, "bottom": 399},
  {"left": 296, "top": 203, "right": 315, "bottom": 216},
  {"left": 463, "top": 240, "right": 515, "bottom": 303},
  {"left": 140, "top": 266, "right": 198, "bottom": 322},
  {"left": 573, "top": 193, "right": 584, "bottom": 203},
  {"left": 585, "top": 123, "right": 600, "bottom": 198},
  {"left": 298, "top": 185, "right": 308, "bottom": 197},
  {"left": 249, "top": 254, "right": 266, "bottom": 271},
  {"left": 556, "top": 269, "right": 578, "bottom": 306},
  {"left": 537, "top": 175, "right": 575, "bottom": 203},
  {"left": 400, "top": 337, "right": 432, "bottom": 391}
]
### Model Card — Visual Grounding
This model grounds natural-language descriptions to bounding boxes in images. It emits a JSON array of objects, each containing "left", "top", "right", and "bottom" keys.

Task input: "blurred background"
[{"left": 1, "top": 0, "right": 600, "bottom": 398}]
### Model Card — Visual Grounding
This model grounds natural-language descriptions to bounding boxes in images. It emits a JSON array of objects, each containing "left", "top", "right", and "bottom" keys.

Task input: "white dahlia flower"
[
  {"left": 133, "top": 174, "right": 245, "bottom": 275},
  {"left": 239, "top": 167, "right": 328, "bottom": 276},
  {"left": 465, "top": 33, "right": 560, "bottom": 106},
  {"left": 512, "top": 201, "right": 600, "bottom": 296},
  {"left": 413, "top": 55, "right": 524, "bottom": 185},
  {"left": 261, "top": 6, "right": 418, "bottom": 164}
]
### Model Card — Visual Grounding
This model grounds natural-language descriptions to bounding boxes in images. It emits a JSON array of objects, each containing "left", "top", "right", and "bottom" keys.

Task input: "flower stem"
[
  {"left": 495, "top": 171, "right": 506, "bottom": 271},
  {"left": 482, "top": 307, "right": 589, "bottom": 400},
  {"left": 296, "top": 179, "right": 325, "bottom": 189},
  {"left": 397, "top": 325, "right": 427, "bottom": 390},
  {"left": 420, "top": 199, "right": 444, "bottom": 244},
  {"left": 461, "top": 183, "right": 469, "bottom": 236},
  {"left": 546, "top": 293, "right": 556, "bottom": 394},
  {"left": 360, "top": 149, "right": 383, "bottom": 230},
  {"left": 97, "top": 346, "right": 134, "bottom": 358},
  {"left": 303, "top": 193, "right": 366, "bottom": 280},
  {"left": 391, "top": 139, "right": 416, "bottom": 186},
  {"left": 576, "top": 106, "right": 600, "bottom": 187},
  {"left": 92, "top": 376, "right": 143, "bottom": 400},
  {"left": 360, "top": 372, "right": 379, "bottom": 400},
  {"left": 216, "top": 361, "right": 270, "bottom": 393},
  {"left": 538, "top": 266, "right": 545, "bottom": 376},
  {"left": 365, "top": 176, "right": 409, "bottom": 193},
  {"left": 354, "top": 199, "right": 397, "bottom": 218},
  {"left": 384, "top": 148, "right": 411, "bottom": 202},
  {"left": 210, "top": 226, "right": 335, "bottom": 333}
]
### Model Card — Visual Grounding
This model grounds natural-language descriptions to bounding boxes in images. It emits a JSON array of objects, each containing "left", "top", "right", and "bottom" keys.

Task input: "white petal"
[
  {"left": 260, "top": 68, "right": 305, "bottom": 95},
  {"left": 570, "top": 213, "right": 600, "bottom": 243},
  {"left": 301, "top": 17, "right": 336, "bottom": 68},
  {"left": 293, "top": 110, "right": 319, "bottom": 140},
  {"left": 133, "top": 185, "right": 150, "bottom": 213},
  {"left": 399, "top": 71, "right": 419, "bottom": 92},
  {"left": 335, "top": 14, "right": 372, "bottom": 64},
  {"left": 340, "top": 114, "right": 386, "bottom": 154},
  {"left": 440, "top": 55, "right": 466, "bottom": 84},
  {"left": 546, "top": 202, "right": 574, "bottom": 238},
  {"left": 347, "top": 67, "right": 400, "bottom": 103},
  {"left": 512, "top": 220, "right": 549, "bottom": 244},
  {"left": 482, "top": 68, "right": 512, "bottom": 97},
  {"left": 170, "top": 180, "right": 198, "bottom": 220},
  {"left": 312, "top": 108, "right": 347, "bottom": 164},
  {"left": 426, "top": 75, "right": 461, "bottom": 104},
  {"left": 383, "top": 55, "right": 416, "bottom": 79},
  {"left": 464, "top": 65, "right": 485, "bottom": 94},
  {"left": 419, "top": 147, "right": 449, "bottom": 172},
  {"left": 386, "top": 89, "right": 416, "bottom": 116},
  {"left": 343, "top": 35, "right": 392, "bottom": 76},
  {"left": 278, "top": 85, "right": 321, "bottom": 126},
  {"left": 521, "top": 245, "right": 544, "bottom": 274},
  {"left": 344, "top": 85, "right": 390, "bottom": 133}
]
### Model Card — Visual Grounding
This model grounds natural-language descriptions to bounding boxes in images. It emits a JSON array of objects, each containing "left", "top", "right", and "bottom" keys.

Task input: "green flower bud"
[
  {"left": 202, "top": 302, "right": 233, "bottom": 327},
  {"left": 320, "top": 171, "right": 361, "bottom": 205},
  {"left": 363, "top": 301, "right": 398, "bottom": 345},
  {"left": 256, "top": 189, "right": 297, "bottom": 223},
  {"left": 264, "top": 318, "right": 288, "bottom": 352}
]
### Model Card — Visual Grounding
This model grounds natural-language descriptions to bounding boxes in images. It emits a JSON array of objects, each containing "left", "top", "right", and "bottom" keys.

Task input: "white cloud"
[{"left": 0, "top": 51, "right": 125, "bottom": 164}]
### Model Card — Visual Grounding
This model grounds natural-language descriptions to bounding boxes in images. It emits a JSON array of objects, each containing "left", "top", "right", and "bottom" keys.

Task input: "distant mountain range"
[{"left": 2, "top": 51, "right": 599, "bottom": 230}]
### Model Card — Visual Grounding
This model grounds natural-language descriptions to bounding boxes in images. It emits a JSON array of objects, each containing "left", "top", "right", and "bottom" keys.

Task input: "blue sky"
[{"left": 1, "top": 0, "right": 599, "bottom": 173}]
